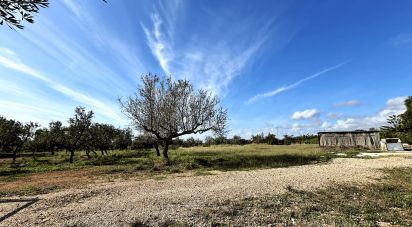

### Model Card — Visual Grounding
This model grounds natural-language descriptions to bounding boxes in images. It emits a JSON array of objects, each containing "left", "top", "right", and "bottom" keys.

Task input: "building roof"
[{"left": 318, "top": 130, "right": 380, "bottom": 135}]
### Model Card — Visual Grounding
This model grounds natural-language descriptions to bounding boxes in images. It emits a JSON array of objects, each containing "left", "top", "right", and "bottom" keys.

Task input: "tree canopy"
[{"left": 66, "top": 107, "right": 94, "bottom": 163}]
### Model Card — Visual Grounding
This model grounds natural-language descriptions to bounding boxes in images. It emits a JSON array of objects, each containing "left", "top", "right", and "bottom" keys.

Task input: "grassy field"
[
  {"left": 0, "top": 144, "right": 332, "bottom": 175},
  {"left": 0, "top": 144, "right": 332, "bottom": 195}
]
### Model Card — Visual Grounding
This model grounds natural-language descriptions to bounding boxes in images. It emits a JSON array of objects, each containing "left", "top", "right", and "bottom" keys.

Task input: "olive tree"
[
  {"left": 133, "top": 133, "right": 161, "bottom": 155},
  {"left": 0, "top": 0, "right": 49, "bottom": 29},
  {"left": 31, "top": 127, "right": 50, "bottom": 155},
  {"left": 0, "top": 116, "right": 20, "bottom": 161},
  {"left": 66, "top": 107, "right": 93, "bottom": 163},
  {"left": 91, "top": 123, "right": 116, "bottom": 155},
  {"left": 113, "top": 127, "right": 132, "bottom": 150},
  {"left": 48, "top": 121, "right": 65, "bottom": 154},
  {"left": 120, "top": 74, "right": 227, "bottom": 160},
  {"left": 0, "top": 0, "right": 105, "bottom": 30},
  {"left": 0, "top": 117, "right": 38, "bottom": 163}
]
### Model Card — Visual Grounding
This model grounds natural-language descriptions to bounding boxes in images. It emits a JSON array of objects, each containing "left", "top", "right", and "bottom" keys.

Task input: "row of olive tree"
[
  {"left": 1, "top": 74, "right": 226, "bottom": 164},
  {"left": 200, "top": 133, "right": 318, "bottom": 146},
  {"left": 0, "top": 107, "right": 133, "bottom": 163},
  {"left": 141, "top": 132, "right": 317, "bottom": 149}
]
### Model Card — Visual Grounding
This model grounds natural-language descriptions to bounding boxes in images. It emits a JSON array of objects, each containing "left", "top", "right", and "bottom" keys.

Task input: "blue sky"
[{"left": 0, "top": 0, "right": 410, "bottom": 138}]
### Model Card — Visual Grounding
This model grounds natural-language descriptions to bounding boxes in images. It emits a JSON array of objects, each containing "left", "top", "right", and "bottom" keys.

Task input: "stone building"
[{"left": 318, "top": 131, "right": 380, "bottom": 149}]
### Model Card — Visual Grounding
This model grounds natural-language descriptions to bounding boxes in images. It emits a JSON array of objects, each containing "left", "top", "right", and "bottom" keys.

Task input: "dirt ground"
[
  {"left": 1, "top": 157, "right": 412, "bottom": 226},
  {"left": 0, "top": 169, "right": 101, "bottom": 194}
]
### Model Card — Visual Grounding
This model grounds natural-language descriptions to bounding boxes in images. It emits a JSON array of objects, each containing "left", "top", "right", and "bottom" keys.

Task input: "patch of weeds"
[
  {"left": 0, "top": 174, "right": 20, "bottom": 182},
  {"left": 18, "top": 186, "right": 49, "bottom": 195},
  {"left": 1, "top": 185, "right": 60, "bottom": 197},
  {"left": 167, "top": 167, "right": 183, "bottom": 174},
  {"left": 324, "top": 147, "right": 365, "bottom": 158},
  {"left": 182, "top": 160, "right": 199, "bottom": 170},
  {"left": 153, "top": 175, "right": 167, "bottom": 181},
  {"left": 193, "top": 170, "right": 215, "bottom": 176}
]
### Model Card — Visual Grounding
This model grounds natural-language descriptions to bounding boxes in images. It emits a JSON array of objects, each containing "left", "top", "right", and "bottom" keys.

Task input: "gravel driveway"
[{"left": 2, "top": 157, "right": 412, "bottom": 226}]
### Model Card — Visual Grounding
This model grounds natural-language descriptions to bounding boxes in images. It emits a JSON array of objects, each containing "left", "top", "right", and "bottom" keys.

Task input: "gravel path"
[{"left": 2, "top": 157, "right": 412, "bottom": 226}]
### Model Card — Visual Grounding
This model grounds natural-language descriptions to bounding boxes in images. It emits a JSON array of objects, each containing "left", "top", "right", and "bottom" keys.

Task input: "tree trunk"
[
  {"left": 154, "top": 144, "right": 160, "bottom": 156},
  {"left": 12, "top": 150, "right": 17, "bottom": 163},
  {"left": 162, "top": 140, "right": 169, "bottom": 162},
  {"left": 12, "top": 145, "right": 21, "bottom": 164},
  {"left": 85, "top": 148, "right": 91, "bottom": 159},
  {"left": 69, "top": 149, "right": 74, "bottom": 163}
]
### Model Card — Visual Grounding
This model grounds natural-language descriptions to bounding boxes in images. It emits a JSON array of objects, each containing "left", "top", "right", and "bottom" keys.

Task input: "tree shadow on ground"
[
  {"left": 0, "top": 198, "right": 39, "bottom": 222},
  {"left": 174, "top": 154, "right": 330, "bottom": 171}
]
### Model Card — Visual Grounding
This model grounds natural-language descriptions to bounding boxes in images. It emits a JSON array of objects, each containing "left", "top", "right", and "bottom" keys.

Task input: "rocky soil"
[{"left": 2, "top": 157, "right": 412, "bottom": 226}]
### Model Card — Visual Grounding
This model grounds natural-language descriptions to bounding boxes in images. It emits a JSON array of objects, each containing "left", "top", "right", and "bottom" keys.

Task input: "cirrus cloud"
[{"left": 334, "top": 99, "right": 361, "bottom": 107}]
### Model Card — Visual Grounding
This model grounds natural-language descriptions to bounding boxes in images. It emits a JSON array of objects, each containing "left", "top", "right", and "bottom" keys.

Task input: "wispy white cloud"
[
  {"left": 20, "top": 5, "right": 143, "bottom": 98},
  {"left": 386, "top": 96, "right": 407, "bottom": 107},
  {"left": 246, "top": 62, "right": 348, "bottom": 104},
  {"left": 326, "top": 96, "right": 407, "bottom": 130},
  {"left": 334, "top": 99, "right": 361, "bottom": 107},
  {"left": 0, "top": 49, "right": 124, "bottom": 123},
  {"left": 391, "top": 33, "right": 412, "bottom": 46},
  {"left": 0, "top": 100, "right": 68, "bottom": 126},
  {"left": 0, "top": 48, "right": 50, "bottom": 82},
  {"left": 59, "top": 1, "right": 145, "bottom": 82},
  {"left": 327, "top": 112, "right": 343, "bottom": 120},
  {"left": 291, "top": 122, "right": 305, "bottom": 132},
  {"left": 142, "top": 13, "right": 173, "bottom": 76},
  {"left": 321, "top": 122, "right": 332, "bottom": 129},
  {"left": 61, "top": 0, "right": 81, "bottom": 18},
  {"left": 291, "top": 109, "right": 320, "bottom": 120},
  {"left": 142, "top": 2, "right": 275, "bottom": 95}
]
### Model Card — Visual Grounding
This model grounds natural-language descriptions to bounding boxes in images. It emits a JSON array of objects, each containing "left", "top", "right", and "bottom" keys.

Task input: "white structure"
[{"left": 380, "top": 138, "right": 404, "bottom": 151}]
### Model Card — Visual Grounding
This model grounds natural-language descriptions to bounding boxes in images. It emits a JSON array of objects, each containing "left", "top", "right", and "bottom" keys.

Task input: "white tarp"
[{"left": 387, "top": 143, "right": 404, "bottom": 151}]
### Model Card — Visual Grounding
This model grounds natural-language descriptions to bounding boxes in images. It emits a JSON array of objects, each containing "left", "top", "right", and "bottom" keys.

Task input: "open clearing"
[{"left": 2, "top": 156, "right": 412, "bottom": 226}]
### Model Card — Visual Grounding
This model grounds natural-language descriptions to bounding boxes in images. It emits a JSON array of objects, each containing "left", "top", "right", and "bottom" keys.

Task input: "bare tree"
[{"left": 120, "top": 74, "right": 227, "bottom": 161}]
